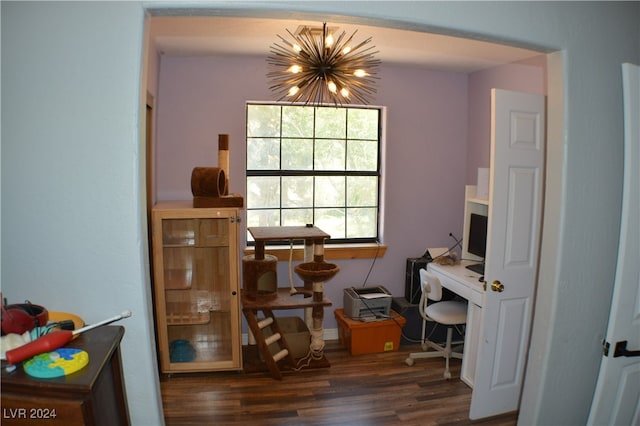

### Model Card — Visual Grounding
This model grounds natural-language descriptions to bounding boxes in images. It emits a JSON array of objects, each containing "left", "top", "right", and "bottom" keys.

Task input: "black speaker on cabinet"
[
  {"left": 392, "top": 297, "right": 423, "bottom": 345},
  {"left": 405, "top": 251, "right": 457, "bottom": 304}
]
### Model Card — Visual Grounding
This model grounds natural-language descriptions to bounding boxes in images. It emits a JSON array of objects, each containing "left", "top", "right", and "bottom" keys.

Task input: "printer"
[{"left": 343, "top": 286, "right": 393, "bottom": 320}]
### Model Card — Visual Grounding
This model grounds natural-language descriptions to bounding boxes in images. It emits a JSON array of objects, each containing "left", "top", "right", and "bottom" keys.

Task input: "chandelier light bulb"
[
  {"left": 340, "top": 88, "right": 350, "bottom": 97},
  {"left": 293, "top": 44, "right": 302, "bottom": 53},
  {"left": 325, "top": 34, "right": 334, "bottom": 47},
  {"left": 342, "top": 46, "right": 352, "bottom": 55},
  {"left": 327, "top": 81, "right": 337, "bottom": 93},
  {"left": 288, "top": 65, "right": 302, "bottom": 73},
  {"left": 288, "top": 86, "right": 300, "bottom": 96},
  {"left": 354, "top": 69, "right": 368, "bottom": 77}
]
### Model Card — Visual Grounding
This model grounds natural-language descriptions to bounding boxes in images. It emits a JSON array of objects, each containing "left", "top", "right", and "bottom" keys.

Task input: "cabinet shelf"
[
  {"left": 162, "top": 243, "right": 230, "bottom": 249},
  {"left": 166, "top": 311, "right": 211, "bottom": 326},
  {"left": 166, "top": 309, "right": 233, "bottom": 326},
  {"left": 468, "top": 196, "right": 489, "bottom": 206}
]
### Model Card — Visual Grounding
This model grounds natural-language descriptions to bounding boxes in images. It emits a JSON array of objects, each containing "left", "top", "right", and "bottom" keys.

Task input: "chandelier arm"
[
  {"left": 325, "top": 31, "right": 359, "bottom": 63},
  {"left": 346, "top": 37, "right": 374, "bottom": 52},
  {"left": 275, "top": 34, "right": 295, "bottom": 50},
  {"left": 299, "top": 29, "right": 322, "bottom": 58},
  {"left": 344, "top": 48, "right": 381, "bottom": 63}
]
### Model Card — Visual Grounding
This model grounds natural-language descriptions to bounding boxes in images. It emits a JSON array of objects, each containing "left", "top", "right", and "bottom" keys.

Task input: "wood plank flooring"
[{"left": 160, "top": 341, "right": 518, "bottom": 426}]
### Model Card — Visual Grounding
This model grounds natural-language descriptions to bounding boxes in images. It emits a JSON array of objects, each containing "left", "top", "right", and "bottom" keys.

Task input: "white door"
[
  {"left": 469, "top": 89, "right": 545, "bottom": 420},
  {"left": 587, "top": 63, "right": 640, "bottom": 426}
]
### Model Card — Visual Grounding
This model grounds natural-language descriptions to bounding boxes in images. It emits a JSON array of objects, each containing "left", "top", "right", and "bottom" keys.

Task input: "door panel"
[
  {"left": 505, "top": 167, "right": 538, "bottom": 266},
  {"left": 470, "top": 89, "right": 545, "bottom": 420},
  {"left": 492, "top": 298, "right": 529, "bottom": 387},
  {"left": 587, "top": 63, "right": 640, "bottom": 426}
]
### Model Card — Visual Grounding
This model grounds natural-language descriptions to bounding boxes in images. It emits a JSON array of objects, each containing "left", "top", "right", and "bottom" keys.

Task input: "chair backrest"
[{"left": 419, "top": 268, "right": 443, "bottom": 302}]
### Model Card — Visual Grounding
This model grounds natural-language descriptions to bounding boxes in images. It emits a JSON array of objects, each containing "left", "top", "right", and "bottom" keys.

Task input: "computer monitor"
[{"left": 467, "top": 213, "right": 488, "bottom": 259}]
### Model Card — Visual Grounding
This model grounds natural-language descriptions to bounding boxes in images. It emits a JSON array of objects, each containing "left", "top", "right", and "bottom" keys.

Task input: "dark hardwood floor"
[{"left": 160, "top": 341, "right": 518, "bottom": 426}]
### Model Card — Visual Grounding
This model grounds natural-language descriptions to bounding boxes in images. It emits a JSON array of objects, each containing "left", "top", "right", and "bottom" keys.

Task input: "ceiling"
[{"left": 149, "top": 17, "right": 544, "bottom": 74}]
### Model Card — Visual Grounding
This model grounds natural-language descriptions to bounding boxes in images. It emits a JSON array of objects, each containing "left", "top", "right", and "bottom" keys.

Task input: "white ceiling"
[{"left": 149, "top": 17, "right": 544, "bottom": 74}]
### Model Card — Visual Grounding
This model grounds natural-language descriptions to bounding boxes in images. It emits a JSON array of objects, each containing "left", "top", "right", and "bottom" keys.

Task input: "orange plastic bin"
[{"left": 334, "top": 308, "right": 406, "bottom": 355}]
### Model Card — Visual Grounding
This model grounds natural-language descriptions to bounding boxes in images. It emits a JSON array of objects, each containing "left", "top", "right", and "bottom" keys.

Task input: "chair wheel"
[
  {"left": 443, "top": 370, "right": 452, "bottom": 379},
  {"left": 405, "top": 358, "right": 415, "bottom": 366}
]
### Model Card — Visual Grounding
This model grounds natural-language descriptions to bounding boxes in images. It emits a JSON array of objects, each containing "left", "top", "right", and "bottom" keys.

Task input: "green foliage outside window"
[{"left": 246, "top": 103, "right": 381, "bottom": 242}]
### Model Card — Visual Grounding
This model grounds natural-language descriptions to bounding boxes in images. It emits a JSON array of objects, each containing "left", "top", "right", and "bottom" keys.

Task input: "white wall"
[
  {"left": 3, "top": 2, "right": 639, "bottom": 425},
  {"left": 1, "top": 2, "right": 164, "bottom": 425}
]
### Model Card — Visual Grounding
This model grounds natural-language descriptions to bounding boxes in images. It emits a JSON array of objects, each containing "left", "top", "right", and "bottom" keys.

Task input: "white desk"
[
  {"left": 427, "top": 260, "right": 485, "bottom": 307},
  {"left": 427, "top": 260, "right": 485, "bottom": 388}
]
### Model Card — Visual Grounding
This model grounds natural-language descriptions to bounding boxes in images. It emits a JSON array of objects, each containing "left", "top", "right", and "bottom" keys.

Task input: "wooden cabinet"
[
  {"left": 151, "top": 201, "right": 242, "bottom": 373},
  {"left": 1, "top": 326, "right": 130, "bottom": 426}
]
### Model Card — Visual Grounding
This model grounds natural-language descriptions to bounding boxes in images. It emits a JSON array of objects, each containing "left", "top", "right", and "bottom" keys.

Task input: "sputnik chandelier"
[{"left": 267, "top": 22, "right": 380, "bottom": 106}]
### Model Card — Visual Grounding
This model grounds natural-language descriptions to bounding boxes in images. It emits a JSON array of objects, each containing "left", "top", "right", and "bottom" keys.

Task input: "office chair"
[{"left": 405, "top": 268, "right": 467, "bottom": 379}]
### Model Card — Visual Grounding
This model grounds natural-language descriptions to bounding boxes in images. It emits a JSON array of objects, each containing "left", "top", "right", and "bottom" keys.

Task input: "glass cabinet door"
[{"left": 152, "top": 204, "right": 241, "bottom": 373}]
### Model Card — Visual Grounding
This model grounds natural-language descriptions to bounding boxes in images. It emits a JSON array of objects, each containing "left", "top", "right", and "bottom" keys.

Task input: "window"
[{"left": 246, "top": 103, "right": 382, "bottom": 244}]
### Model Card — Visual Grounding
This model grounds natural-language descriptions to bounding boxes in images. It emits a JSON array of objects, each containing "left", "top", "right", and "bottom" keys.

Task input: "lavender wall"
[
  {"left": 466, "top": 57, "right": 547, "bottom": 184},
  {"left": 155, "top": 55, "right": 469, "bottom": 329}
]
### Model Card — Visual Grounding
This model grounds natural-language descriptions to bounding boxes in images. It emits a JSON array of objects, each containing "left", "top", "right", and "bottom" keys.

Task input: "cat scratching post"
[
  {"left": 218, "top": 134, "right": 230, "bottom": 195},
  {"left": 191, "top": 133, "right": 243, "bottom": 208},
  {"left": 241, "top": 226, "right": 336, "bottom": 377},
  {"left": 242, "top": 254, "right": 278, "bottom": 301}
]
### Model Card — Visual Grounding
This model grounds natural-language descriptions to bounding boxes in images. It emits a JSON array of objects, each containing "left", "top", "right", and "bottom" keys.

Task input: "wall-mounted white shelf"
[{"left": 462, "top": 185, "right": 489, "bottom": 262}]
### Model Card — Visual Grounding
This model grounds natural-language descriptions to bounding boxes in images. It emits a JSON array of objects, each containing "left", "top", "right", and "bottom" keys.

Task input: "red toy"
[{"left": 5, "top": 310, "right": 131, "bottom": 365}]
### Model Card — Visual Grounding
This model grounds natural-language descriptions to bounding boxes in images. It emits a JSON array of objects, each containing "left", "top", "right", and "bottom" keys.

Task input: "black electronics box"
[
  {"left": 405, "top": 256, "right": 431, "bottom": 304},
  {"left": 392, "top": 297, "right": 423, "bottom": 345}
]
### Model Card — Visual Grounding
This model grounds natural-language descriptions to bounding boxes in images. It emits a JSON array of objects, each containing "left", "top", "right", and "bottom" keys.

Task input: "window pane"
[
  {"left": 315, "top": 107, "right": 346, "bottom": 138},
  {"left": 247, "top": 105, "right": 281, "bottom": 137},
  {"left": 315, "top": 176, "right": 345, "bottom": 207},
  {"left": 315, "top": 208, "right": 345, "bottom": 239},
  {"left": 247, "top": 138, "right": 280, "bottom": 170},
  {"left": 347, "top": 208, "right": 377, "bottom": 238},
  {"left": 246, "top": 209, "right": 280, "bottom": 242},
  {"left": 282, "top": 138, "right": 312, "bottom": 170},
  {"left": 347, "top": 139, "right": 377, "bottom": 171},
  {"left": 282, "top": 176, "right": 313, "bottom": 208},
  {"left": 347, "top": 176, "right": 378, "bottom": 206},
  {"left": 282, "top": 106, "right": 314, "bottom": 137},
  {"left": 247, "top": 176, "right": 280, "bottom": 208},
  {"left": 347, "top": 108, "right": 378, "bottom": 140},
  {"left": 315, "top": 139, "right": 345, "bottom": 170},
  {"left": 247, "top": 209, "right": 280, "bottom": 227},
  {"left": 282, "top": 208, "right": 313, "bottom": 226}
]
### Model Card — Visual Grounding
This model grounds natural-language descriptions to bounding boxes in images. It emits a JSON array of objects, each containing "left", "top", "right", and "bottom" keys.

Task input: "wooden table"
[
  {"left": 1, "top": 326, "right": 130, "bottom": 425},
  {"left": 249, "top": 226, "right": 330, "bottom": 261}
]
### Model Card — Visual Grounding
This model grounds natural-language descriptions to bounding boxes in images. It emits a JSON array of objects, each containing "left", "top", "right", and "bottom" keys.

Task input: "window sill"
[{"left": 243, "top": 243, "right": 387, "bottom": 261}]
